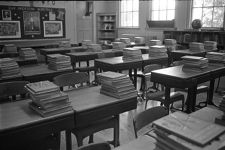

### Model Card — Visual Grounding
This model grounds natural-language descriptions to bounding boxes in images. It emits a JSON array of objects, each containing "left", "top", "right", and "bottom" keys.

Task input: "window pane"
[
  {"left": 160, "top": 0, "right": 167, "bottom": 10},
  {"left": 133, "top": 0, "right": 139, "bottom": 11},
  {"left": 127, "top": 0, "right": 133, "bottom": 12},
  {"left": 214, "top": 0, "right": 225, "bottom": 6},
  {"left": 167, "top": 0, "right": 175, "bottom": 9},
  {"left": 121, "top": 0, "right": 126, "bottom": 12},
  {"left": 127, "top": 12, "right": 133, "bottom": 26},
  {"left": 152, "top": 10, "right": 159, "bottom": 20},
  {"left": 203, "top": 0, "right": 214, "bottom": 7},
  {"left": 152, "top": 0, "right": 159, "bottom": 10},
  {"left": 202, "top": 7, "right": 213, "bottom": 27},
  {"left": 193, "top": 0, "right": 203, "bottom": 7},
  {"left": 167, "top": 10, "right": 175, "bottom": 20},
  {"left": 121, "top": 13, "right": 126, "bottom": 26},
  {"left": 212, "top": 7, "right": 224, "bottom": 27},
  {"left": 133, "top": 12, "right": 139, "bottom": 27},
  {"left": 192, "top": 8, "right": 202, "bottom": 20},
  {"left": 159, "top": 10, "right": 167, "bottom": 20}
]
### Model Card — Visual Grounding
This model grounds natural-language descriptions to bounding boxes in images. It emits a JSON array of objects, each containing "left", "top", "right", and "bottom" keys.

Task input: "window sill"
[{"left": 118, "top": 27, "right": 140, "bottom": 29}]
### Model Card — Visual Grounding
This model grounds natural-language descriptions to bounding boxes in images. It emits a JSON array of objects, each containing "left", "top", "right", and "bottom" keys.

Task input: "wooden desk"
[
  {"left": 66, "top": 52, "right": 99, "bottom": 70},
  {"left": 168, "top": 49, "right": 206, "bottom": 65},
  {"left": 95, "top": 54, "right": 168, "bottom": 87},
  {"left": 95, "top": 56, "right": 143, "bottom": 87},
  {"left": 13, "top": 57, "right": 38, "bottom": 66},
  {"left": 151, "top": 64, "right": 225, "bottom": 113},
  {"left": 40, "top": 47, "right": 86, "bottom": 63},
  {"left": 20, "top": 64, "right": 73, "bottom": 82},
  {"left": 65, "top": 86, "right": 137, "bottom": 150},
  {"left": 0, "top": 99, "right": 74, "bottom": 149}
]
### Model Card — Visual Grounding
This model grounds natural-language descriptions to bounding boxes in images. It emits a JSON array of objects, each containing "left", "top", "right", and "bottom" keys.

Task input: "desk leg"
[
  {"left": 114, "top": 115, "right": 120, "bottom": 147},
  {"left": 208, "top": 79, "right": 215, "bottom": 105},
  {"left": 165, "top": 86, "right": 170, "bottom": 113},
  {"left": 186, "top": 86, "right": 197, "bottom": 113},
  {"left": 66, "top": 130, "right": 72, "bottom": 150}
]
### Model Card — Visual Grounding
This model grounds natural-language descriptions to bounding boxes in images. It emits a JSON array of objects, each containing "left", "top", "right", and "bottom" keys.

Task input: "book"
[
  {"left": 29, "top": 102, "right": 73, "bottom": 117},
  {"left": 100, "top": 88, "right": 137, "bottom": 99},
  {"left": 97, "top": 71, "right": 128, "bottom": 81},
  {"left": 33, "top": 99, "right": 70, "bottom": 110},
  {"left": 152, "top": 111, "right": 225, "bottom": 146},
  {"left": 26, "top": 87, "right": 61, "bottom": 100},
  {"left": 25, "top": 81, "right": 59, "bottom": 94},
  {"left": 181, "top": 56, "right": 207, "bottom": 61}
]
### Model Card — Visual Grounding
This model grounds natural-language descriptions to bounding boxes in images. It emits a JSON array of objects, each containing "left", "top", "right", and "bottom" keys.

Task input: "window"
[
  {"left": 192, "top": 0, "right": 225, "bottom": 28},
  {"left": 151, "top": 0, "right": 175, "bottom": 21},
  {"left": 119, "top": 0, "right": 139, "bottom": 28}
]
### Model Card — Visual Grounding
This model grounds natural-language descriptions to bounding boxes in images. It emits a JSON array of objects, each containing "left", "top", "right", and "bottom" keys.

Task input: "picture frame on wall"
[
  {"left": 0, "top": 21, "right": 21, "bottom": 38},
  {"left": 2, "top": 10, "right": 11, "bottom": 21},
  {"left": 23, "top": 11, "right": 41, "bottom": 35},
  {"left": 43, "top": 21, "right": 63, "bottom": 37}
]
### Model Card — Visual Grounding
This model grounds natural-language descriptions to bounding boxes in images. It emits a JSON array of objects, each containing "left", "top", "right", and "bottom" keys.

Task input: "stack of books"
[
  {"left": 112, "top": 42, "right": 126, "bottom": 50},
  {"left": 134, "top": 37, "right": 145, "bottom": 44},
  {"left": 59, "top": 41, "right": 71, "bottom": 48},
  {"left": 164, "top": 39, "right": 177, "bottom": 51},
  {"left": 148, "top": 40, "right": 162, "bottom": 47},
  {"left": 150, "top": 111, "right": 225, "bottom": 150},
  {"left": 122, "top": 47, "right": 142, "bottom": 61},
  {"left": 149, "top": 45, "right": 168, "bottom": 57},
  {"left": 26, "top": 80, "right": 73, "bottom": 117},
  {"left": 86, "top": 44, "right": 102, "bottom": 52},
  {"left": 0, "top": 58, "right": 21, "bottom": 79},
  {"left": 189, "top": 42, "right": 205, "bottom": 52},
  {"left": 120, "top": 38, "right": 131, "bottom": 44},
  {"left": 206, "top": 52, "right": 225, "bottom": 61},
  {"left": 204, "top": 41, "right": 217, "bottom": 51},
  {"left": 2, "top": 44, "right": 17, "bottom": 53},
  {"left": 97, "top": 71, "right": 137, "bottom": 99},
  {"left": 82, "top": 40, "right": 92, "bottom": 49},
  {"left": 47, "top": 54, "right": 72, "bottom": 71},
  {"left": 181, "top": 55, "right": 208, "bottom": 71},
  {"left": 19, "top": 48, "right": 38, "bottom": 60}
]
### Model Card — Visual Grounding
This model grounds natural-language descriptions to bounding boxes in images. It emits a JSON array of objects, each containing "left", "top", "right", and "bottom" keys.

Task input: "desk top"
[
  {"left": 171, "top": 49, "right": 206, "bottom": 55},
  {"left": 20, "top": 64, "right": 72, "bottom": 77},
  {"left": 151, "top": 63, "right": 225, "bottom": 80},
  {"left": 67, "top": 52, "right": 99, "bottom": 57},
  {"left": 40, "top": 47, "right": 84, "bottom": 52},
  {"left": 0, "top": 99, "right": 73, "bottom": 133}
]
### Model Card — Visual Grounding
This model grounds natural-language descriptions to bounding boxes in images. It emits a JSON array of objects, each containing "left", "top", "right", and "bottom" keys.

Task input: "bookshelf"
[
  {"left": 163, "top": 30, "right": 225, "bottom": 50},
  {"left": 96, "top": 13, "right": 117, "bottom": 44}
]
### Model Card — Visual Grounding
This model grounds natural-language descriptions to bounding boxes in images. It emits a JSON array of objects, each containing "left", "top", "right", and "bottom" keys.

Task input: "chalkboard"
[{"left": 0, "top": 5, "right": 66, "bottom": 40}]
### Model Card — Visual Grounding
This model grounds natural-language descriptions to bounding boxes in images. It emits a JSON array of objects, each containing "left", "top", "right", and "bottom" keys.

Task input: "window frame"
[
  {"left": 148, "top": 0, "right": 176, "bottom": 28},
  {"left": 191, "top": 0, "right": 225, "bottom": 29},
  {"left": 119, "top": 0, "right": 139, "bottom": 28}
]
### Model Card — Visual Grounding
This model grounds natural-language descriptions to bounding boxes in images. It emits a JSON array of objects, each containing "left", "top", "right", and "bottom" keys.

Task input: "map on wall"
[{"left": 0, "top": 5, "right": 65, "bottom": 40}]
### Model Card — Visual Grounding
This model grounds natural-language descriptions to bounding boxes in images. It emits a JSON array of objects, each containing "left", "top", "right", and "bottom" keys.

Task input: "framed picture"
[
  {"left": 2, "top": 10, "right": 11, "bottom": 21},
  {"left": 0, "top": 21, "right": 21, "bottom": 38},
  {"left": 43, "top": 21, "right": 63, "bottom": 37},
  {"left": 23, "top": 11, "right": 41, "bottom": 35}
]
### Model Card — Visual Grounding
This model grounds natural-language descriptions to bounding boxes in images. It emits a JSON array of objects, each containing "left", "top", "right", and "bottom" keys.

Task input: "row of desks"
[{"left": 0, "top": 86, "right": 137, "bottom": 150}]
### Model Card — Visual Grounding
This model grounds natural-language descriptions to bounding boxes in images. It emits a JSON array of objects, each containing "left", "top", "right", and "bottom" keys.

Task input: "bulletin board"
[{"left": 0, "top": 5, "right": 66, "bottom": 40}]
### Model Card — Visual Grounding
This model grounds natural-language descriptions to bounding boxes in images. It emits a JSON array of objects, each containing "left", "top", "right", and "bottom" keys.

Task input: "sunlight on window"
[
  {"left": 151, "top": 0, "right": 175, "bottom": 21},
  {"left": 192, "top": 0, "right": 225, "bottom": 28},
  {"left": 120, "top": 0, "right": 139, "bottom": 27}
]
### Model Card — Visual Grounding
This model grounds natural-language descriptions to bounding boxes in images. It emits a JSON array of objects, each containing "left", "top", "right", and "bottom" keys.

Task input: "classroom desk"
[
  {"left": 95, "top": 54, "right": 168, "bottom": 88},
  {"left": 0, "top": 99, "right": 74, "bottom": 150},
  {"left": 151, "top": 63, "right": 225, "bottom": 113},
  {"left": 168, "top": 49, "right": 206, "bottom": 65},
  {"left": 20, "top": 63, "right": 73, "bottom": 82},
  {"left": 40, "top": 47, "right": 86, "bottom": 63},
  {"left": 65, "top": 86, "right": 137, "bottom": 150}
]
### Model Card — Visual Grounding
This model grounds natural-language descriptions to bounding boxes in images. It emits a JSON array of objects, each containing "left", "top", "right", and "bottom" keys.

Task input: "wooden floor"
[{"left": 59, "top": 67, "right": 223, "bottom": 150}]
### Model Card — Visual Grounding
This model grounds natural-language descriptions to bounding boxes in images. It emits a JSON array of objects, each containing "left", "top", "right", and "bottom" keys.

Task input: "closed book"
[
  {"left": 152, "top": 111, "right": 225, "bottom": 146},
  {"left": 181, "top": 56, "right": 207, "bottom": 61},
  {"left": 100, "top": 88, "right": 137, "bottom": 99},
  {"left": 29, "top": 102, "right": 73, "bottom": 117},
  {"left": 27, "top": 88, "right": 61, "bottom": 100},
  {"left": 97, "top": 71, "right": 127, "bottom": 81},
  {"left": 31, "top": 91, "right": 68, "bottom": 103},
  {"left": 25, "top": 81, "right": 59, "bottom": 94},
  {"left": 101, "top": 84, "right": 135, "bottom": 93},
  {"left": 33, "top": 99, "right": 71, "bottom": 110}
]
